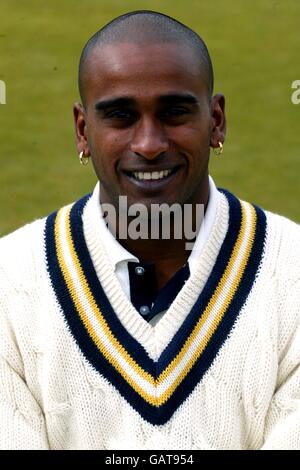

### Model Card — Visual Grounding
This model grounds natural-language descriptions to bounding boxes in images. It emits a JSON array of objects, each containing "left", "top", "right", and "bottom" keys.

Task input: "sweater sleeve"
[
  {"left": 261, "top": 278, "right": 300, "bottom": 450},
  {"left": 0, "top": 266, "right": 49, "bottom": 450}
]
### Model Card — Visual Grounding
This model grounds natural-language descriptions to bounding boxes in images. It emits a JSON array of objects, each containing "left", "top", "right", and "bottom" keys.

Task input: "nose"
[{"left": 130, "top": 117, "right": 169, "bottom": 160}]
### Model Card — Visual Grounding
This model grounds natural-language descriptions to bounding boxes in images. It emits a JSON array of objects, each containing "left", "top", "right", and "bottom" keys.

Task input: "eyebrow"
[
  {"left": 95, "top": 97, "right": 134, "bottom": 111},
  {"left": 94, "top": 93, "right": 199, "bottom": 111},
  {"left": 160, "top": 93, "right": 199, "bottom": 105}
]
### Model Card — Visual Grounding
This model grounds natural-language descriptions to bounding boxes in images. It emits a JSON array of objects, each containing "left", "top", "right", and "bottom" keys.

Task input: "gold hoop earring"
[
  {"left": 79, "top": 151, "right": 90, "bottom": 166},
  {"left": 213, "top": 141, "right": 223, "bottom": 156}
]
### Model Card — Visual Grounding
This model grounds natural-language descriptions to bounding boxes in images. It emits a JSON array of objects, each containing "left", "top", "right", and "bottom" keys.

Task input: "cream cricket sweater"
[{"left": 0, "top": 187, "right": 300, "bottom": 450}]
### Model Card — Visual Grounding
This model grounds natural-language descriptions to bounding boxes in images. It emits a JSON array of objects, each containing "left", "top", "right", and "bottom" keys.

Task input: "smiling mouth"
[{"left": 124, "top": 166, "right": 181, "bottom": 182}]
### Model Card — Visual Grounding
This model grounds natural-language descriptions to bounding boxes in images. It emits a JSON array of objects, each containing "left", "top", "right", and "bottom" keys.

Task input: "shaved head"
[{"left": 78, "top": 10, "right": 214, "bottom": 107}]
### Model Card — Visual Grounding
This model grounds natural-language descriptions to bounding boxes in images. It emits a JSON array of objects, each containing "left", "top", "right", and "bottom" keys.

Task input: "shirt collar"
[
  {"left": 89, "top": 175, "right": 219, "bottom": 273},
  {"left": 188, "top": 175, "right": 219, "bottom": 274},
  {"left": 89, "top": 184, "right": 139, "bottom": 267}
]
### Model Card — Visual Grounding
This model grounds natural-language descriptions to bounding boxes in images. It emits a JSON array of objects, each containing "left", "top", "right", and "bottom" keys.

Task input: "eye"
[
  {"left": 105, "top": 109, "right": 137, "bottom": 121},
  {"left": 160, "top": 106, "right": 192, "bottom": 122},
  {"left": 166, "top": 107, "right": 189, "bottom": 115},
  {"left": 102, "top": 108, "right": 138, "bottom": 128}
]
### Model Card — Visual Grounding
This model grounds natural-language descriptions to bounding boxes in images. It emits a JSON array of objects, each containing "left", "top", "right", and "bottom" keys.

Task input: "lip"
[{"left": 122, "top": 165, "right": 183, "bottom": 191}]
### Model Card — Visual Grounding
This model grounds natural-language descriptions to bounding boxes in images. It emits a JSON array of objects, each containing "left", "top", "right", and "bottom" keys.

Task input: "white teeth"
[{"left": 132, "top": 169, "right": 173, "bottom": 181}]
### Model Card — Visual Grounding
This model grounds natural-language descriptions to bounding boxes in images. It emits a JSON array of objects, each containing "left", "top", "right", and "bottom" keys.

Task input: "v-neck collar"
[
  {"left": 81, "top": 181, "right": 224, "bottom": 360},
  {"left": 45, "top": 190, "right": 267, "bottom": 425}
]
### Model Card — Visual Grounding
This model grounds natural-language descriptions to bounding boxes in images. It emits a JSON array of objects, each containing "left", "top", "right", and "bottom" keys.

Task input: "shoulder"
[
  {"left": 0, "top": 191, "right": 91, "bottom": 289},
  {"left": 264, "top": 209, "right": 300, "bottom": 279},
  {"left": 266, "top": 210, "right": 300, "bottom": 242},
  {"left": 220, "top": 188, "right": 300, "bottom": 280},
  {"left": 0, "top": 217, "right": 47, "bottom": 289}
]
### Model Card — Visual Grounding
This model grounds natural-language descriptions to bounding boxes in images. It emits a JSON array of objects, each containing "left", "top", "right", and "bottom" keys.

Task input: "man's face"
[{"left": 78, "top": 42, "right": 216, "bottom": 209}]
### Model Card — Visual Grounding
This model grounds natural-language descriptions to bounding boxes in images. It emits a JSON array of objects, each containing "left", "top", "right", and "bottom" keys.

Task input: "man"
[{"left": 0, "top": 11, "right": 299, "bottom": 450}]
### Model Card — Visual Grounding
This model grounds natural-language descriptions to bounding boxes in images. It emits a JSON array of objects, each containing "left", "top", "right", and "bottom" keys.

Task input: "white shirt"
[{"left": 88, "top": 176, "right": 218, "bottom": 323}]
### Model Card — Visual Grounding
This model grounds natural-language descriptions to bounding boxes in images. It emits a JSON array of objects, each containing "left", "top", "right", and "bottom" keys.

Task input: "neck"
[
  {"left": 107, "top": 200, "right": 208, "bottom": 289},
  {"left": 120, "top": 236, "right": 189, "bottom": 263},
  {"left": 120, "top": 237, "right": 190, "bottom": 291}
]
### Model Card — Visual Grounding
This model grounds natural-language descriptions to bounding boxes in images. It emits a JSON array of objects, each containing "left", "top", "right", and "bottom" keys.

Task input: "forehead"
[{"left": 83, "top": 42, "right": 206, "bottom": 104}]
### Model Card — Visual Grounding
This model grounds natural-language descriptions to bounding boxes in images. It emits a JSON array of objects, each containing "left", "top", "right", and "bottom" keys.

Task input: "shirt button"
[
  {"left": 140, "top": 305, "right": 150, "bottom": 316},
  {"left": 135, "top": 266, "right": 145, "bottom": 276}
]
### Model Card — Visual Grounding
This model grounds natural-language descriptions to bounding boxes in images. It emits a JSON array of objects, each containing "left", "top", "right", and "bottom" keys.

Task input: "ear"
[
  {"left": 210, "top": 93, "right": 226, "bottom": 149},
  {"left": 73, "top": 102, "right": 90, "bottom": 156}
]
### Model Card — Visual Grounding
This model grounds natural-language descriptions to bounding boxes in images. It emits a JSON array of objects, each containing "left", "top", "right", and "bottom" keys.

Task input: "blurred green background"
[{"left": 0, "top": 0, "right": 299, "bottom": 236}]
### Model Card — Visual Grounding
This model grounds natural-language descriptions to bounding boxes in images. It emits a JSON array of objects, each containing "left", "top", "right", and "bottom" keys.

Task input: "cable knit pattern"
[{"left": 0, "top": 189, "right": 300, "bottom": 449}]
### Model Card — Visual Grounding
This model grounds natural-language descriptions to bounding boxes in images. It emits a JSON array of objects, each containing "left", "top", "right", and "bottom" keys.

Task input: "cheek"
[
  {"left": 89, "top": 126, "right": 129, "bottom": 156},
  {"left": 172, "top": 127, "right": 210, "bottom": 161},
  {"left": 87, "top": 135, "right": 117, "bottom": 170},
  {"left": 171, "top": 120, "right": 210, "bottom": 144}
]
